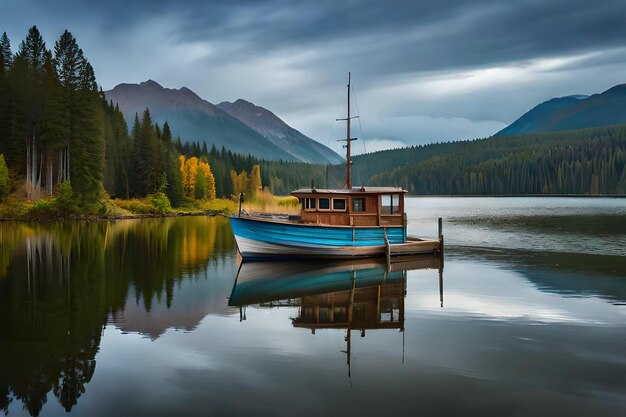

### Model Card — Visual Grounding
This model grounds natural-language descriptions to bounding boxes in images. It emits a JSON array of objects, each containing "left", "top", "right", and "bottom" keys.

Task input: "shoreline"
[
  {"left": 0, "top": 210, "right": 232, "bottom": 223},
  {"left": 405, "top": 194, "right": 626, "bottom": 198},
  {"left": 1, "top": 194, "right": 624, "bottom": 223}
]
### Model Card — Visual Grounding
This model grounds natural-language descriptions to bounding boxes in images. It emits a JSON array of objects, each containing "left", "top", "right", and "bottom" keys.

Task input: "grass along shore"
[{"left": 0, "top": 191, "right": 300, "bottom": 221}]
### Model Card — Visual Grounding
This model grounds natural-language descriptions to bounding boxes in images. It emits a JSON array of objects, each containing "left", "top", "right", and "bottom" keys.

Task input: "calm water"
[{"left": 1, "top": 197, "right": 625, "bottom": 417}]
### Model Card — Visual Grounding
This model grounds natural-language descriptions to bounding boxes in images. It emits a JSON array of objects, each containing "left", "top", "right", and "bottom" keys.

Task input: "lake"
[{"left": 1, "top": 197, "right": 625, "bottom": 417}]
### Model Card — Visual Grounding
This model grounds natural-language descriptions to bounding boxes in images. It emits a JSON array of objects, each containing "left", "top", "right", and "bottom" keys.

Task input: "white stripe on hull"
[
  {"left": 234, "top": 236, "right": 440, "bottom": 259},
  {"left": 235, "top": 236, "right": 385, "bottom": 258}
]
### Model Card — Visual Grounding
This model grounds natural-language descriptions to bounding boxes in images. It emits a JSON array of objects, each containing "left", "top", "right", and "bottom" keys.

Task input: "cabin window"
[
  {"left": 381, "top": 194, "right": 400, "bottom": 214},
  {"left": 318, "top": 198, "right": 330, "bottom": 210},
  {"left": 352, "top": 197, "right": 365, "bottom": 212},
  {"left": 332, "top": 198, "right": 346, "bottom": 211},
  {"left": 302, "top": 197, "right": 316, "bottom": 210}
]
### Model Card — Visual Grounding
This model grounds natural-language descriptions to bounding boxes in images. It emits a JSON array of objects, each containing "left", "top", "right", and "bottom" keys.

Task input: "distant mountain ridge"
[
  {"left": 217, "top": 99, "right": 343, "bottom": 164},
  {"left": 496, "top": 84, "right": 626, "bottom": 136},
  {"left": 104, "top": 80, "right": 341, "bottom": 163}
]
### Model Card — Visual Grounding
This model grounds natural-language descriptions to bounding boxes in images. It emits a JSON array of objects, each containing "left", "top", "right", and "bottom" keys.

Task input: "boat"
[{"left": 229, "top": 73, "right": 443, "bottom": 260}]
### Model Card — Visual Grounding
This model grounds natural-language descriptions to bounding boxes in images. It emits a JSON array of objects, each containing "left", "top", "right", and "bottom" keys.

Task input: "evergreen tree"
[
  {"left": 131, "top": 113, "right": 139, "bottom": 140},
  {"left": 0, "top": 32, "right": 12, "bottom": 72},
  {"left": 18, "top": 26, "right": 46, "bottom": 71},
  {"left": 15, "top": 26, "right": 47, "bottom": 198},
  {"left": 103, "top": 101, "right": 130, "bottom": 198},
  {"left": 161, "top": 122, "right": 182, "bottom": 205},
  {"left": 0, "top": 32, "right": 11, "bottom": 157},
  {"left": 54, "top": 30, "right": 82, "bottom": 90},
  {"left": 56, "top": 33, "right": 105, "bottom": 209},
  {"left": 41, "top": 50, "right": 67, "bottom": 196},
  {"left": 129, "top": 108, "right": 160, "bottom": 196}
]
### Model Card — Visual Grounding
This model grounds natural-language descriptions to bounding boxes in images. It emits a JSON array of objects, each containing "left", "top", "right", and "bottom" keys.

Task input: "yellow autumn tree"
[
  {"left": 238, "top": 171, "right": 249, "bottom": 199},
  {"left": 248, "top": 164, "right": 262, "bottom": 200},
  {"left": 195, "top": 162, "right": 216, "bottom": 200},
  {"left": 205, "top": 164, "right": 216, "bottom": 199},
  {"left": 230, "top": 169, "right": 251, "bottom": 199},
  {"left": 178, "top": 155, "right": 185, "bottom": 194},
  {"left": 179, "top": 156, "right": 199, "bottom": 197}
]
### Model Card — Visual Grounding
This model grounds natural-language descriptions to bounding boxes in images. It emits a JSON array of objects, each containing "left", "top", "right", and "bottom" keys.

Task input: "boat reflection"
[{"left": 229, "top": 255, "right": 444, "bottom": 377}]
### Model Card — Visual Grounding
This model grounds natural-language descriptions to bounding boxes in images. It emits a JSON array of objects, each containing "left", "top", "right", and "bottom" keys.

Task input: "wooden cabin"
[{"left": 291, "top": 187, "right": 407, "bottom": 227}]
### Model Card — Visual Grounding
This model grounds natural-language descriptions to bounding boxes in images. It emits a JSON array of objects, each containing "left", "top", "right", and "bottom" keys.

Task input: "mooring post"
[
  {"left": 238, "top": 192, "right": 245, "bottom": 218},
  {"left": 384, "top": 228, "right": 391, "bottom": 268},
  {"left": 438, "top": 217, "right": 442, "bottom": 240},
  {"left": 438, "top": 217, "right": 444, "bottom": 254}
]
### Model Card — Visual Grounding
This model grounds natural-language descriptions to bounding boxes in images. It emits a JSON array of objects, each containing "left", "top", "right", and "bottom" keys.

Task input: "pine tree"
[
  {"left": 16, "top": 26, "right": 47, "bottom": 198},
  {"left": 18, "top": 26, "right": 46, "bottom": 71},
  {"left": 54, "top": 30, "right": 82, "bottom": 90},
  {"left": 60, "top": 35, "right": 105, "bottom": 209},
  {"left": 131, "top": 113, "right": 139, "bottom": 140},
  {"left": 161, "top": 122, "right": 182, "bottom": 205},
  {"left": 129, "top": 108, "right": 159, "bottom": 196},
  {"left": 0, "top": 32, "right": 11, "bottom": 158},
  {"left": 41, "top": 50, "right": 67, "bottom": 196},
  {"left": 0, "top": 32, "right": 12, "bottom": 72}
]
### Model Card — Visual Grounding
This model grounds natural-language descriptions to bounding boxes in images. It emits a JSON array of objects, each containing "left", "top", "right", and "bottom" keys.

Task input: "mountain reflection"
[
  {"left": 229, "top": 256, "right": 444, "bottom": 375},
  {"left": 0, "top": 217, "right": 235, "bottom": 416}
]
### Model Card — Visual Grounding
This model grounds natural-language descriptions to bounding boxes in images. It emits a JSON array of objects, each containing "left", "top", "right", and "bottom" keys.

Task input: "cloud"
[
  {"left": 2, "top": 0, "right": 626, "bottom": 150},
  {"left": 352, "top": 139, "right": 406, "bottom": 155}
]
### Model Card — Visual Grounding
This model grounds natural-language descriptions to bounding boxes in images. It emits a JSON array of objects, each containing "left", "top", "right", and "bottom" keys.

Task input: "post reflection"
[{"left": 229, "top": 255, "right": 444, "bottom": 377}]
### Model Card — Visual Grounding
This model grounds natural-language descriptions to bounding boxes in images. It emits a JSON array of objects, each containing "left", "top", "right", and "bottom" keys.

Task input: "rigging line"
[{"left": 351, "top": 84, "right": 367, "bottom": 154}]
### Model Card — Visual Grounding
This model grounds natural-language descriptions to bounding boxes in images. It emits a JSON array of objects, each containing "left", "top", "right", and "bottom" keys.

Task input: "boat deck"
[{"left": 389, "top": 236, "right": 442, "bottom": 257}]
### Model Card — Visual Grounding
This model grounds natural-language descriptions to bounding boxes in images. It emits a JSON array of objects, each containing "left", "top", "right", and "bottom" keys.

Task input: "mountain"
[
  {"left": 217, "top": 99, "right": 343, "bottom": 164},
  {"left": 105, "top": 80, "right": 295, "bottom": 161},
  {"left": 495, "top": 84, "right": 626, "bottom": 136}
]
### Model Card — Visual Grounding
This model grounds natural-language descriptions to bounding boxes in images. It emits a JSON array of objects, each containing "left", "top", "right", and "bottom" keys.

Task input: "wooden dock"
[{"left": 385, "top": 217, "right": 444, "bottom": 262}]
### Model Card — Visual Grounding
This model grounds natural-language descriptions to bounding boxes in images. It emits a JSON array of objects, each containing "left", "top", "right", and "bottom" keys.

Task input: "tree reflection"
[{"left": 0, "top": 217, "right": 234, "bottom": 416}]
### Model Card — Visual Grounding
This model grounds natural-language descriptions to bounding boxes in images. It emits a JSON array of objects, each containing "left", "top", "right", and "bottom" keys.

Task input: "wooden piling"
[
  {"left": 438, "top": 217, "right": 442, "bottom": 240},
  {"left": 384, "top": 228, "right": 391, "bottom": 267},
  {"left": 438, "top": 217, "right": 444, "bottom": 254}
]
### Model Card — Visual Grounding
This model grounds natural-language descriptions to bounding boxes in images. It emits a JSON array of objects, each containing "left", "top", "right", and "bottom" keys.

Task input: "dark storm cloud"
[
  {"left": 5, "top": 0, "right": 626, "bottom": 74},
  {"left": 133, "top": 1, "right": 626, "bottom": 74},
  {"left": 192, "top": 0, "right": 626, "bottom": 79},
  {"left": 2, "top": 0, "right": 626, "bottom": 149}
]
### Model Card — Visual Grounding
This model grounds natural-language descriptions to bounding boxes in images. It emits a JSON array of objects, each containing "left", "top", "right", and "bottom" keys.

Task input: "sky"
[{"left": 2, "top": 0, "right": 626, "bottom": 155}]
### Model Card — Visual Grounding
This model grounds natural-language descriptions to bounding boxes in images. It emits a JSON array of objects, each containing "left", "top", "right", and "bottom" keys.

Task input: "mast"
[{"left": 337, "top": 72, "right": 358, "bottom": 189}]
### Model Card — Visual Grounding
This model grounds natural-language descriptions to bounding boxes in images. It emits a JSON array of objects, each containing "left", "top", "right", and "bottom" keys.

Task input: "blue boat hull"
[
  {"left": 229, "top": 216, "right": 407, "bottom": 259},
  {"left": 228, "top": 260, "right": 406, "bottom": 306}
]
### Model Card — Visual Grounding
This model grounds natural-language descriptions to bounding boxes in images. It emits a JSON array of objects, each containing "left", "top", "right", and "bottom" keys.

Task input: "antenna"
[{"left": 337, "top": 72, "right": 358, "bottom": 189}]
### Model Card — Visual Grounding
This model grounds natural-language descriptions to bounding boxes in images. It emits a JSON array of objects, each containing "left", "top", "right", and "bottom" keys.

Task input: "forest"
[
  {"left": 0, "top": 26, "right": 314, "bottom": 216},
  {"left": 359, "top": 125, "right": 626, "bottom": 195}
]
